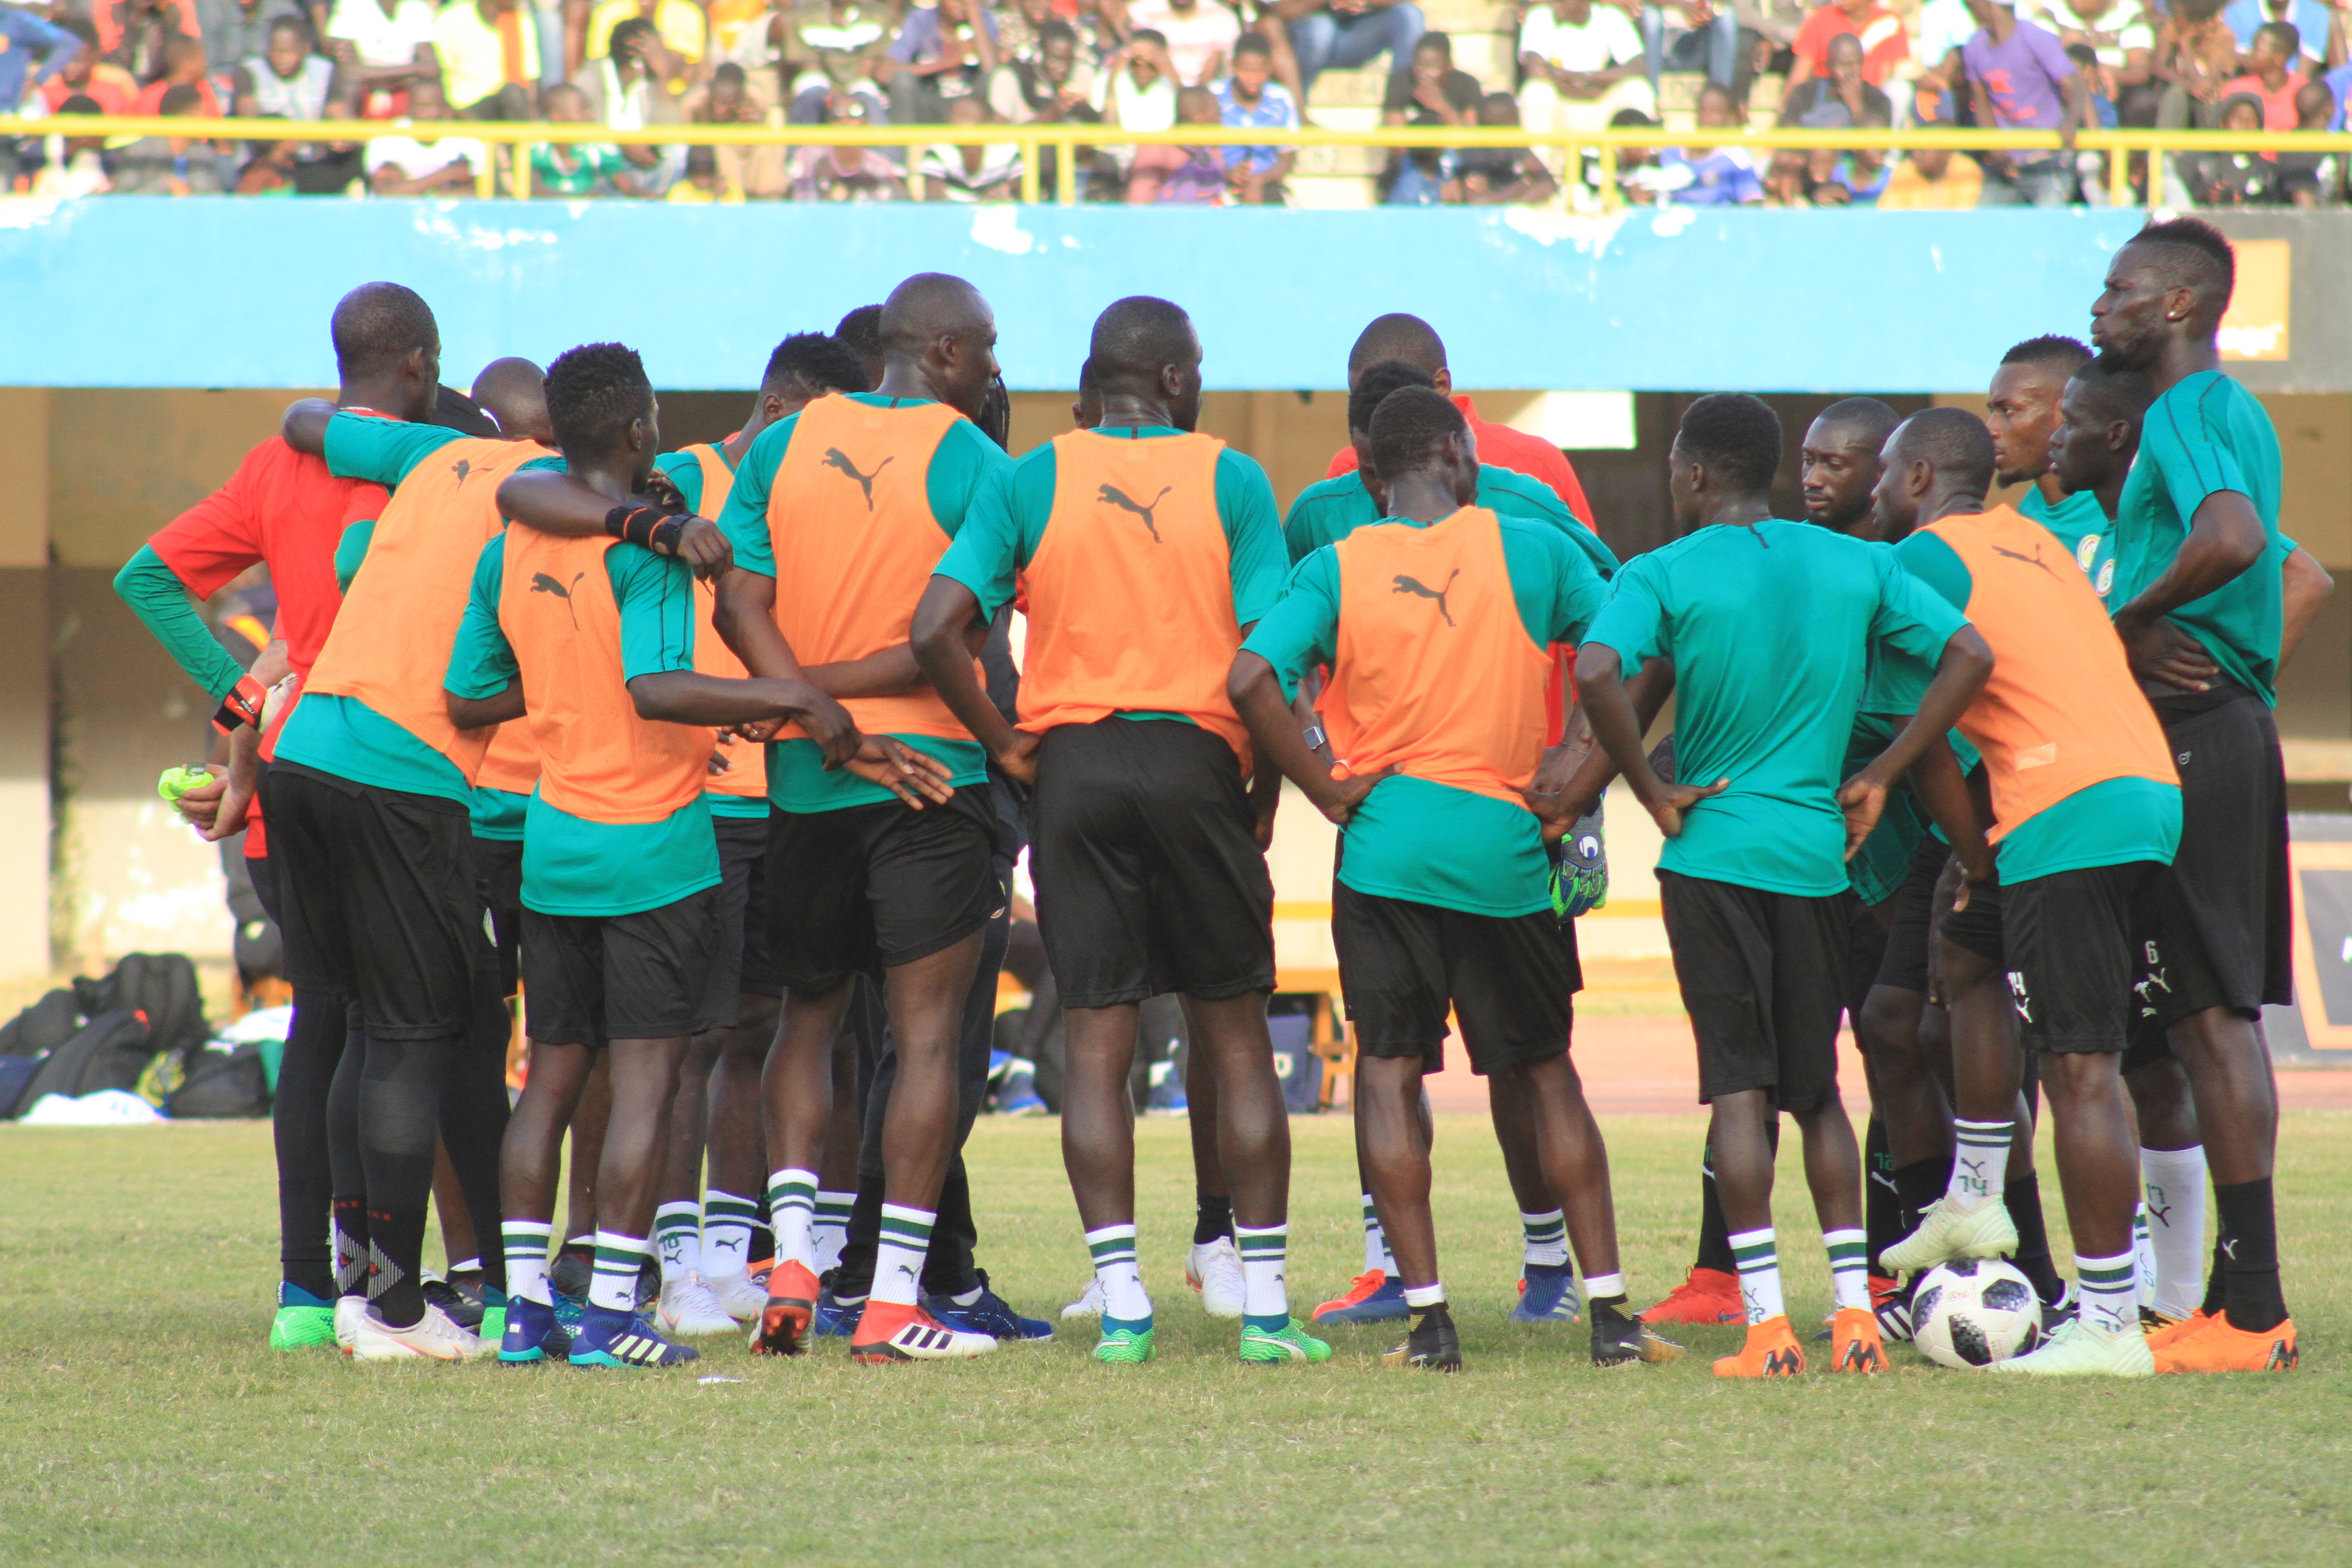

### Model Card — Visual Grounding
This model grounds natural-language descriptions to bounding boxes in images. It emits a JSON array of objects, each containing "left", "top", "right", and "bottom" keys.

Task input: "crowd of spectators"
[{"left": 0, "top": 0, "right": 2342, "bottom": 204}]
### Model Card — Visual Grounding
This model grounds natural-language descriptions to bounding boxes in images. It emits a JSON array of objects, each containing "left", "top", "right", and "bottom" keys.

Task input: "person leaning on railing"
[{"left": 230, "top": 14, "right": 360, "bottom": 194}]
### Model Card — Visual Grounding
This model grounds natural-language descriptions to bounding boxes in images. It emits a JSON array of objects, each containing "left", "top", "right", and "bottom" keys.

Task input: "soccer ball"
[{"left": 1910, "top": 1258, "right": 2044, "bottom": 1369}]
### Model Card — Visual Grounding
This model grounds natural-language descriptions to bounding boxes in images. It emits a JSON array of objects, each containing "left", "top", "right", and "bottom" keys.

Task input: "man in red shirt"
[
  {"left": 1786, "top": 0, "right": 1910, "bottom": 89},
  {"left": 114, "top": 283, "right": 441, "bottom": 1354},
  {"left": 1320, "top": 312, "right": 1595, "bottom": 527}
]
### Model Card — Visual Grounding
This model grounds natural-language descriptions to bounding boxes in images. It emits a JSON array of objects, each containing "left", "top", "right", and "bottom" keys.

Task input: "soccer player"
[
  {"left": 706, "top": 273, "right": 1008, "bottom": 1365},
  {"left": 643, "top": 331, "right": 873, "bottom": 1335},
  {"left": 113, "top": 282, "right": 436, "bottom": 1352},
  {"left": 2089, "top": 218, "right": 2298, "bottom": 1372},
  {"left": 1575, "top": 393, "right": 1991, "bottom": 1377},
  {"left": 1985, "top": 335, "right": 2114, "bottom": 594},
  {"left": 1231, "top": 385, "right": 1673, "bottom": 1371},
  {"left": 910, "top": 295, "right": 1327, "bottom": 1367},
  {"left": 1284, "top": 355, "right": 1616, "bottom": 1330},
  {"left": 1869, "top": 407, "right": 2183, "bottom": 1376}
]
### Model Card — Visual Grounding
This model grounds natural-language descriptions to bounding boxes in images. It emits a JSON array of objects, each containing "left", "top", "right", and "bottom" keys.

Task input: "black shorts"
[
  {"left": 1844, "top": 895, "right": 1891, "bottom": 1025},
  {"left": 471, "top": 834, "right": 524, "bottom": 998},
  {"left": 1030, "top": 719, "right": 1275, "bottom": 1009},
  {"left": 1660, "top": 870, "right": 1852, "bottom": 1113},
  {"left": 521, "top": 885, "right": 734, "bottom": 1047},
  {"left": 1872, "top": 832, "right": 1950, "bottom": 996},
  {"left": 2131, "top": 685, "right": 2291, "bottom": 1031},
  {"left": 1335, "top": 882, "right": 1580, "bottom": 1076},
  {"left": 261, "top": 764, "right": 483, "bottom": 1040},
  {"left": 714, "top": 813, "right": 783, "bottom": 999},
  {"left": 766, "top": 785, "right": 999, "bottom": 994}
]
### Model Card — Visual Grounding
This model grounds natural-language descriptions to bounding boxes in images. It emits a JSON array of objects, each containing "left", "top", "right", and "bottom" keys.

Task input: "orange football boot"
[
  {"left": 2155, "top": 1313, "right": 2298, "bottom": 1373},
  {"left": 748, "top": 1259, "right": 819, "bottom": 1357},
  {"left": 1713, "top": 1315, "right": 1806, "bottom": 1378},
  {"left": 1640, "top": 1267, "right": 1744, "bottom": 1325},
  {"left": 1829, "top": 1306, "right": 1884, "bottom": 1373}
]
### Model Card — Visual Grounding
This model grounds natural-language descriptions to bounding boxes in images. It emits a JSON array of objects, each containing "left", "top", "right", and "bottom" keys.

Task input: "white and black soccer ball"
[{"left": 1910, "top": 1258, "right": 2044, "bottom": 1369}]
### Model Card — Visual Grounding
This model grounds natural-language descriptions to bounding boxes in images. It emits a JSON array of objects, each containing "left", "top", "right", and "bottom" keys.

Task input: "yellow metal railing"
[{"left": 7, "top": 116, "right": 2347, "bottom": 210}]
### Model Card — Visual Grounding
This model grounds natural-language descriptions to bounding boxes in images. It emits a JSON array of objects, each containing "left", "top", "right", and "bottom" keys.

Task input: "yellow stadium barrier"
[{"left": 6, "top": 115, "right": 2348, "bottom": 210}]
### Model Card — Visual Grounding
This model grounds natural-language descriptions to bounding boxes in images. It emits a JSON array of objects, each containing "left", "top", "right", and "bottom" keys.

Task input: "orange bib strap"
[
  {"left": 497, "top": 529, "right": 710, "bottom": 824},
  {"left": 1019, "top": 429, "right": 1250, "bottom": 762},
  {"left": 765, "top": 396, "right": 972, "bottom": 742},
  {"left": 308, "top": 436, "right": 550, "bottom": 783},
  {"left": 683, "top": 444, "right": 765, "bottom": 798},
  {"left": 1326, "top": 508, "right": 1550, "bottom": 805},
  {"left": 1927, "top": 504, "right": 2177, "bottom": 840}
]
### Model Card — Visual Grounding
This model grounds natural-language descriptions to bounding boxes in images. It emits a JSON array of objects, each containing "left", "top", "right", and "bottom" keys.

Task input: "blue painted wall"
[{"left": 1, "top": 197, "right": 2149, "bottom": 391}]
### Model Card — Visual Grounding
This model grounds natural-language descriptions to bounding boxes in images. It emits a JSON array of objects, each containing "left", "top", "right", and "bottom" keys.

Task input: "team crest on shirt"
[
  {"left": 2076, "top": 536, "right": 2100, "bottom": 573},
  {"left": 1096, "top": 483, "right": 1171, "bottom": 542},
  {"left": 2095, "top": 560, "right": 2115, "bottom": 596}
]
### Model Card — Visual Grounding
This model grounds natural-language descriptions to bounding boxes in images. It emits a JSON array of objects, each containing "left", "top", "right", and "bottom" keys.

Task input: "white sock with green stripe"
[
  {"left": 699, "top": 1189, "right": 759, "bottom": 1281},
  {"left": 1948, "top": 1120, "right": 2014, "bottom": 1212},
  {"left": 1825, "top": 1227, "right": 1871, "bottom": 1310},
  {"left": 1235, "top": 1222, "right": 1290, "bottom": 1330},
  {"left": 504, "top": 1220, "right": 553, "bottom": 1307},
  {"left": 813, "top": 1190, "right": 855, "bottom": 1273},
  {"left": 1085, "top": 1222, "right": 1152, "bottom": 1324},
  {"left": 1360, "top": 1192, "right": 1393, "bottom": 1273},
  {"left": 873, "top": 1204, "right": 934, "bottom": 1306},
  {"left": 653, "top": 1202, "right": 700, "bottom": 1286},
  {"left": 2074, "top": 1248, "right": 2140, "bottom": 1337},
  {"left": 588, "top": 1231, "right": 651, "bottom": 1313},
  {"left": 765, "top": 1167, "right": 819, "bottom": 1273},
  {"left": 1520, "top": 1209, "right": 1569, "bottom": 1268},
  {"left": 1728, "top": 1227, "right": 1783, "bottom": 1325}
]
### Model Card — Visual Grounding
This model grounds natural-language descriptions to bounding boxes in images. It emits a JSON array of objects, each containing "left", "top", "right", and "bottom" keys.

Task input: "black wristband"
[
  {"left": 604, "top": 504, "right": 666, "bottom": 549},
  {"left": 649, "top": 517, "right": 683, "bottom": 557}
]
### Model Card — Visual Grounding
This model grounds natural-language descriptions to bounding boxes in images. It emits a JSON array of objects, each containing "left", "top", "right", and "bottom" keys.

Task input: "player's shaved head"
[
  {"left": 1348, "top": 359, "right": 1437, "bottom": 438},
  {"left": 2001, "top": 333, "right": 2093, "bottom": 376},
  {"left": 331, "top": 282, "right": 438, "bottom": 380},
  {"left": 2066, "top": 359, "right": 2155, "bottom": 429},
  {"left": 2127, "top": 216, "right": 2236, "bottom": 310},
  {"left": 1886, "top": 407, "right": 1996, "bottom": 502},
  {"left": 1811, "top": 396, "right": 1901, "bottom": 452},
  {"left": 470, "top": 357, "right": 552, "bottom": 442},
  {"left": 544, "top": 342, "right": 653, "bottom": 459},
  {"left": 762, "top": 332, "right": 869, "bottom": 397},
  {"left": 834, "top": 303, "right": 885, "bottom": 384},
  {"left": 1088, "top": 297, "right": 1201, "bottom": 429},
  {"left": 1367, "top": 385, "right": 1467, "bottom": 482},
  {"left": 1346, "top": 313, "right": 1446, "bottom": 382},
  {"left": 880, "top": 274, "right": 992, "bottom": 357},
  {"left": 1673, "top": 393, "right": 1782, "bottom": 498}
]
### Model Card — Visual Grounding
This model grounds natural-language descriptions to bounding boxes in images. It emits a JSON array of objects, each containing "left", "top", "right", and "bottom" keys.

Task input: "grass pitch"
[{"left": 5, "top": 1110, "right": 2351, "bottom": 1565}]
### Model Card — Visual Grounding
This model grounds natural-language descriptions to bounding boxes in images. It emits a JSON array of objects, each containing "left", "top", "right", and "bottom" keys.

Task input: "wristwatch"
[{"left": 1301, "top": 723, "right": 1328, "bottom": 751}]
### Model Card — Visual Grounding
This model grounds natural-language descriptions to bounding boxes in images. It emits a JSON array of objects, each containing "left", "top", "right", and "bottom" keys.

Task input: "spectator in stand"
[
  {"left": 1631, "top": 78, "right": 1761, "bottom": 201},
  {"left": 1768, "top": 30, "right": 1887, "bottom": 200},
  {"left": 2220, "top": 0, "right": 2330, "bottom": 75},
  {"left": 1092, "top": 28, "right": 1179, "bottom": 192},
  {"left": 1914, "top": 0, "right": 1979, "bottom": 85},
  {"left": 664, "top": 140, "right": 734, "bottom": 198},
  {"left": 1784, "top": 0, "right": 1907, "bottom": 92},
  {"left": 1381, "top": 30, "right": 1478, "bottom": 203},
  {"left": 113, "top": 80, "right": 230, "bottom": 189},
  {"left": 1273, "top": 0, "right": 1424, "bottom": 99},
  {"left": 363, "top": 69, "right": 486, "bottom": 191},
  {"left": 433, "top": 0, "right": 539, "bottom": 118},
  {"left": 2195, "top": 89, "right": 2281, "bottom": 199},
  {"left": 787, "top": 135, "right": 909, "bottom": 196},
  {"left": 2151, "top": 0, "right": 2240, "bottom": 129},
  {"left": 2274, "top": 76, "right": 2336, "bottom": 203},
  {"left": 989, "top": 16, "right": 1098, "bottom": 123},
  {"left": 1960, "top": 0, "right": 2087, "bottom": 205},
  {"left": 1447, "top": 89, "right": 1560, "bottom": 201},
  {"left": 1217, "top": 31, "right": 1296, "bottom": 201},
  {"left": 33, "top": 95, "right": 113, "bottom": 195},
  {"left": 1641, "top": 2, "right": 1742, "bottom": 97},
  {"left": 195, "top": 0, "right": 299, "bottom": 101},
  {"left": 1518, "top": 0, "right": 1654, "bottom": 135},
  {"left": 1126, "top": 81, "right": 1229, "bottom": 201},
  {"left": 685, "top": 59, "right": 785, "bottom": 197},
  {"left": 2219, "top": 21, "right": 2307, "bottom": 131},
  {"left": 96, "top": 0, "right": 201, "bottom": 80},
  {"left": 918, "top": 91, "right": 1024, "bottom": 196},
  {"left": 323, "top": 0, "right": 439, "bottom": 118},
  {"left": 1876, "top": 73, "right": 1983, "bottom": 203},
  {"left": 783, "top": 0, "right": 892, "bottom": 124},
  {"left": 135, "top": 35, "right": 226, "bottom": 115},
  {"left": 232, "top": 16, "right": 354, "bottom": 193},
  {"left": 582, "top": 0, "right": 706, "bottom": 95},
  {"left": 1125, "top": 0, "right": 1243, "bottom": 86},
  {"left": 2029, "top": 0, "right": 2154, "bottom": 123},
  {"left": 578, "top": 16, "right": 681, "bottom": 191},
  {"left": 879, "top": 0, "right": 998, "bottom": 124},
  {"left": 531, "top": 78, "right": 638, "bottom": 191},
  {"left": 992, "top": 0, "right": 1055, "bottom": 61},
  {"left": 40, "top": 19, "right": 139, "bottom": 113},
  {"left": 704, "top": 0, "right": 770, "bottom": 67},
  {"left": 1, "top": 3, "right": 82, "bottom": 114}
]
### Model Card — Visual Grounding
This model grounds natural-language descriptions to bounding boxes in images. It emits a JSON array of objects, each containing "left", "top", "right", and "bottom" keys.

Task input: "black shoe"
[
  {"left": 634, "top": 1256, "right": 661, "bottom": 1313},
  {"left": 549, "top": 1245, "right": 595, "bottom": 1301},
  {"left": 446, "top": 1269, "right": 489, "bottom": 1313},
  {"left": 422, "top": 1275, "right": 485, "bottom": 1331},
  {"left": 1590, "top": 1298, "right": 1682, "bottom": 1367},
  {"left": 1380, "top": 1303, "right": 1463, "bottom": 1373}
]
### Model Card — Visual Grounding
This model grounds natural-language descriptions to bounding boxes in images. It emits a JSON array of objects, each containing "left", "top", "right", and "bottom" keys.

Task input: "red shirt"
[
  {"left": 132, "top": 78, "right": 223, "bottom": 116},
  {"left": 1323, "top": 393, "right": 1595, "bottom": 526},
  {"left": 1792, "top": 3, "right": 1910, "bottom": 86},
  {"left": 2219, "top": 70, "right": 2304, "bottom": 137},
  {"left": 42, "top": 66, "right": 141, "bottom": 115},
  {"left": 148, "top": 436, "right": 387, "bottom": 854}
]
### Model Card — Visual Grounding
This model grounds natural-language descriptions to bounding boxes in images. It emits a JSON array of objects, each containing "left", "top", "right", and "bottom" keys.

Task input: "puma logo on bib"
[
  {"left": 822, "top": 448, "right": 893, "bottom": 508},
  {"left": 1096, "top": 483, "right": 1173, "bottom": 542},
  {"left": 1390, "top": 569, "right": 1460, "bottom": 626}
]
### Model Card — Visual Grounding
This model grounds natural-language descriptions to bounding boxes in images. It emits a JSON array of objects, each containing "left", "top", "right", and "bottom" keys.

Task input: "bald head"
[
  {"left": 1088, "top": 297, "right": 1203, "bottom": 431},
  {"left": 881, "top": 274, "right": 991, "bottom": 356},
  {"left": 1346, "top": 313, "right": 1446, "bottom": 385},
  {"left": 331, "top": 282, "right": 438, "bottom": 380},
  {"left": 1813, "top": 397, "right": 1901, "bottom": 453},
  {"left": 1873, "top": 407, "right": 1994, "bottom": 539},
  {"left": 878, "top": 272, "right": 997, "bottom": 419},
  {"left": 471, "top": 357, "right": 553, "bottom": 444}
]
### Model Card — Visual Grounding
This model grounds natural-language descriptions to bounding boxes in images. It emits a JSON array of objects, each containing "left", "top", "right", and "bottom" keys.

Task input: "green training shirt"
[
  {"left": 1242, "top": 514, "right": 1606, "bottom": 917},
  {"left": 713, "top": 393, "right": 1010, "bottom": 813},
  {"left": 1281, "top": 464, "right": 1621, "bottom": 579},
  {"left": 650, "top": 444, "right": 768, "bottom": 821},
  {"left": 444, "top": 517, "right": 718, "bottom": 917},
  {"left": 2110, "top": 370, "right": 2283, "bottom": 704},
  {"left": 1585, "top": 520, "right": 1968, "bottom": 898},
  {"left": 2019, "top": 484, "right": 2114, "bottom": 600}
]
